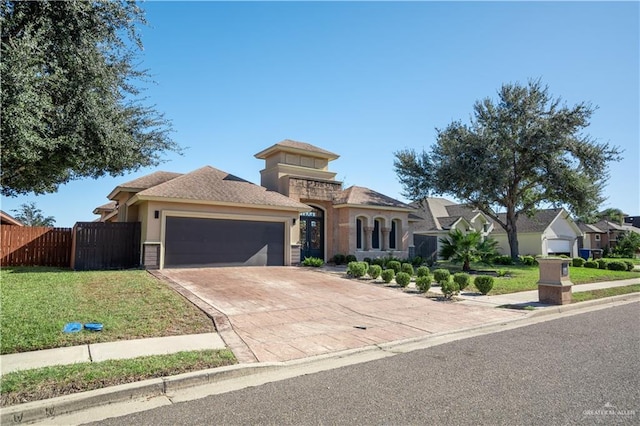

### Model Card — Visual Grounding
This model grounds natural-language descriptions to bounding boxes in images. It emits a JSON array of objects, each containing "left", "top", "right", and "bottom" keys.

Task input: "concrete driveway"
[{"left": 159, "top": 267, "right": 526, "bottom": 363}]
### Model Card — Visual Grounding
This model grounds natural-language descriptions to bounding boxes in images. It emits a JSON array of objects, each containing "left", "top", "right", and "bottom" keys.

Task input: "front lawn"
[{"left": 0, "top": 267, "right": 215, "bottom": 354}]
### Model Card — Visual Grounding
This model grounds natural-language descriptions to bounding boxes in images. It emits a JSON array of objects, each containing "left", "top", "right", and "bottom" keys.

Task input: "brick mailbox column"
[{"left": 537, "top": 257, "right": 573, "bottom": 305}]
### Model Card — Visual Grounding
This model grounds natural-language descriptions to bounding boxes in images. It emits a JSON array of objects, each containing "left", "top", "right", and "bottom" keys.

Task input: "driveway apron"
[{"left": 160, "top": 267, "right": 526, "bottom": 363}]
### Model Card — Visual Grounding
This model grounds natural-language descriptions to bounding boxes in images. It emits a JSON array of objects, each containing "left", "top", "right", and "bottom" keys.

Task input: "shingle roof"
[
  {"left": 577, "top": 222, "right": 605, "bottom": 233},
  {"left": 254, "top": 139, "right": 339, "bottom": 160},
  {"left": 410, "top": 198, "right": 482, "bottom": 232},
  {"left": 333, "top": 186, "right": 413, "bottom": 209},
  {"left": 119, "top": 171, "right": 183, "bottom": 190},
  {"left": 135, "top": 166, "right": 311, "bottom": 210},
  {"left": 491, "top": 208, "right": 564, "bottom": 234},
  {"left": 92, "top": 201, "right": 117, "bottom": 214}
]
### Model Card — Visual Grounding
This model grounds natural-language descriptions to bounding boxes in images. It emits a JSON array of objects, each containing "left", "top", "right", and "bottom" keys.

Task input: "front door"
[{"left": 300, "top": 207, "right": 324, "bottom": 260}]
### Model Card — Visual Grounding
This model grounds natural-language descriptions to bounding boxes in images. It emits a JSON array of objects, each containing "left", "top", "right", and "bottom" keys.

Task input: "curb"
[{"left": 2, "top": 295, "right": 638, "bottom": 424}]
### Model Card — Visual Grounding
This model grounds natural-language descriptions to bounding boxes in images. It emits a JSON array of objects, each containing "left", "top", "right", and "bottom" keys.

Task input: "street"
[{"left": 89, "top": 303, "right": 639, "bottom": 425}]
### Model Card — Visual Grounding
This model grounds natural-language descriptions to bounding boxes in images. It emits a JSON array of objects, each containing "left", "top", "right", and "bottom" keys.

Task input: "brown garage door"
[{"left": 165, "top": 217, "right": 285, "bottom": 267}]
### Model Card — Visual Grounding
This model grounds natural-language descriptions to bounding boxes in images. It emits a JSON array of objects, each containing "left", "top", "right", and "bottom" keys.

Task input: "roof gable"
[
  {"left": 491, "top": 208, "right": 566, "bottom": 234},
  {"left": 411, "top": 198, "right": 485, "bottom": 232},
  {"left": 108, "top": 171, "right": 183, "bottom": 199},
  {"left": 254, "top": 139, "right": 339, "bottom": 160},
  {"left": 133, "top": 166, "right": 311, "bottom": 210}
]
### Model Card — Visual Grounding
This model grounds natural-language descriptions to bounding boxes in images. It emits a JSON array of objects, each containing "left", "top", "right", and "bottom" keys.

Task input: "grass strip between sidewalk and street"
[
  {"left": 570, "top": 284, "right": 640, "bottom": 303},
  {"left": 0, "top": 349, "right": 236, "bottom": 407}
]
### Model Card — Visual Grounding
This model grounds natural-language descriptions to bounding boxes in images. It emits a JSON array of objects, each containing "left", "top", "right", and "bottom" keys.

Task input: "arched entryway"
[{"left": 300, "top": 207, "right": 324, "bottom": 260}]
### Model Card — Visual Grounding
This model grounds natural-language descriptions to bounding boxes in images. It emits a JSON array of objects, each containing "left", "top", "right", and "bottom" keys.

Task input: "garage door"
[
  {"left": 164, "top": 217, "right": 285, "bottom": 267},
  {"left": 547, "top": 239, "right": 571, "bottom": 255}
]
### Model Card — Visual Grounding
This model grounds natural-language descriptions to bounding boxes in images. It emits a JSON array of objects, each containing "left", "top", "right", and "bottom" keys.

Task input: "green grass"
[
  {"left": 0, "top": 267, "right": 215, "bottom": 354},
  {"left": 571, "top": 284, "right": 640, "bottom": 303},
  {"left": 0, "top": 349, "right": 236, "bottom": 407}
]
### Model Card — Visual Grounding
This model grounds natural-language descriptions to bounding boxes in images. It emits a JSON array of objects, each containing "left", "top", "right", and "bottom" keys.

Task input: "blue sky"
[{"left": 2, "top": 1, "right": 639, "bottom": 227}]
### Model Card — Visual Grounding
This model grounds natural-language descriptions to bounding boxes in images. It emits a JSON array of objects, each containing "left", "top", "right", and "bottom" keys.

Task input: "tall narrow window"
[
  {"left": 372, "top": 219, "right": 381, "bottom": 249},
  {"left": 389, "top": 220, "right": 397, "bottom": 249},
  {"left": 356, "top": 218, "right": 362, "bottom": 249}
]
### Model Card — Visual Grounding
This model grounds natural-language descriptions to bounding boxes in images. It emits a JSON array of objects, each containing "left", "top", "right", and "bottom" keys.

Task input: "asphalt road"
[{"left": 90, "top": 303, "right": 640, "bottom": 425}]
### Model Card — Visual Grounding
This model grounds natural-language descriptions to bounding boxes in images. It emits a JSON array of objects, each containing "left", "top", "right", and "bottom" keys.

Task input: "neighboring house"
[
  {"left": 410, "top": 198, "right": 493, "bottom": 260},
  {"left": 578, "top": 219, "right": 640, "bottom": 251},
  {"left": 0, "top": 210, "right": 23, "bottom": 226},
  {"left": 490, "top": 208, "right": 582, "bottom": 257},
  {"left": 95, "top": 140, "right": 415, "bottom": 269},
  {"left": 623, "top": 216, "right": 640, "bottom": 229},
  {"left": 92, "top": 201, "right": 118, "bottom": 222}
]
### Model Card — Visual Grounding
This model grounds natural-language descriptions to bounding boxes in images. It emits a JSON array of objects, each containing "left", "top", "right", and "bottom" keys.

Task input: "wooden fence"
[
  {"left": 71, "top": 222, "right": 141, "bottom": 271},
  {"left": 0, "top": 226, "right": 73, "bottom": 267}
]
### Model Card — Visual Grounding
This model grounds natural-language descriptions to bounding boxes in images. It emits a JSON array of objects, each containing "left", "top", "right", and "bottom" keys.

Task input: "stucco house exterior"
[{"left": 96, "top": 140, "right": 415, "bottom": 269}]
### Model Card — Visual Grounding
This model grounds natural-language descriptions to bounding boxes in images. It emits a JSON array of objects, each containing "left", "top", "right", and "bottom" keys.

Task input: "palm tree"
[{"left": 439, "top": 230, "right": 498, "bottom": 271}]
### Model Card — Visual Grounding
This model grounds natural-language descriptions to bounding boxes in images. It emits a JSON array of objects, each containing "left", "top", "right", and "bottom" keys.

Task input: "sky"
[{"left": 2, "top": 1, "right": 639, "bottom": 227}]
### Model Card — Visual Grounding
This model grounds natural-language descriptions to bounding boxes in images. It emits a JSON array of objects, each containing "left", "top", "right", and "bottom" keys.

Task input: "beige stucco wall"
[{"left": 493, "top": 233, "right": 543, "bottom": 256}]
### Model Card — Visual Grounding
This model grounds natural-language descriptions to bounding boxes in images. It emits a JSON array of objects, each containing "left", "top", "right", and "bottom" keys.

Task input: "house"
[
  {"left": 578, "top": 219, "right": 640, "bottom": 251},
  {"left": 490, "top": 208, "right": 582, "bottom": 257},
  {"left": 0, "top": 210, "right": 23, "bottom": 226},
  {"left": 410, "top": 200, "right": 582, "bottom": 258},
  {"left": 410, "top": 198, "right": 493, "bottom": 260},
  {"left": 624, "top": 216, "right": 640, "bottom": 229},
  {"left": 96, "top": 140, "right": 415, "bottom": 269}
]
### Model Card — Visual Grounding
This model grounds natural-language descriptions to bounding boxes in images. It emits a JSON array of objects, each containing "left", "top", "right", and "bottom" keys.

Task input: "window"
[
  {"left": 356, "top": 218, "right": 362, "bottom": 249},
  {"left": 594, "top": 234, "right": 601, "bottom": 241},
  {"left": 372, "top": 219, "right": 381, "bottom": 249},
  {"left": 389, "top": 220, "right": 397, "bottom": 249}
]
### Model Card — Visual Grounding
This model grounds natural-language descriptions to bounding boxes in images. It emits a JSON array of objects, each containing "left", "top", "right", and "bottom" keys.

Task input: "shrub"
[
  {"left": 302, "top": 257, "right": 324, "bottom": 267},
  {"left": 433, "top": 269, "right": 451, "bottom": 284},
  {"left": 332, "top": 253, "right": 346, "bottom": 265},
  {"left": 584, "top": 260, "right": 598, "bottom": 269},
  {"left": 415, "top": 276, "right": 431, "bottom": 293},
  {"left": 453, "top": 273, "right": 471, "bottom": 291},
  {"left": 493, "top": 255, "right": 515, "bottom": 265},
  {"left": 368, "top": 264, "right": 382, "bottom": 279},
  {"left": 381, "top": 269, "right": 395, "bottom": 283},
  {"left": 372, "top": 258, "right": 385, "bottom": 267},
  {"left": 623, "top": 260, "right": 635, "bottom": 271},
  {"left": 395, "top": 272, "right": 411, "bottom": 288},
  {"left": 597, "top": 259, "right": 608, "bottom": 270},
  {"left": 401, "top": 263, "right": 414, "bottom": 276},
  {"left": 345, "top": 254, "right": 357, "bottom": 263},
  {"left": 572, "top": 257, "right": 586, "bottom": 267},
  {"left": 474, "top": 276, "right": 494, "bottom": 295},
  {"left": 519, "top": 255, "right": 536, "bottom": 266},
  {"left": 441, "top": 280, "right": 459, "bottom": 299},
  {"left": 363, "top": 257, "right": 372, "bottom": 265},
  {"left": 410, "top": 256, "right": 424, "bottom": 267},
  {"left": 347, "top": 261, "right": 367, "bottom": 278},
  {"left": 387, "top": 260, "right": 401, "bottom": 274},
  {"left": 607, "top": 260, "right": 628, "bottom": 271},
  {"left": 416, "top": 266, "right": 431, "bottom": 278},
  {"left": 496, "top": 269, "right": 510, "bottom": 277}
]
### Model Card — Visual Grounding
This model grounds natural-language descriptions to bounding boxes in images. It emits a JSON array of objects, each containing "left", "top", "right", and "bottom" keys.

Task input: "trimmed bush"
[
  {"left": 597, "top": 259, "right": 608, "bottom": 270},
  {"left": 347, "top": 261, "right": 367, "bottom": 278},
  {"left": 401, "top": 263, "right": 414, "bottom": 276},
  {"left": 368, "top": 264, "right": 382, "bottom": 279},
  {"left": 410, "top": 256, "right": 424, "bottom": 267},
  {"left": 572, "top": 257, "right": 586, "bottom": 267},
  {"left": 387, "top": 260, "right": 402, "bottom": 274},
  {"left": 607, "top": 260, "right": 628, "bottom": 271},
  {"left": 433, "top": 269, "right": 451, "bottom": 284},
  {"left": 474, "top": 276, "right": 494, "bottom": 295},
  {"left": 441, "top": 280, "right": 459, "bottom": 299},
  {"left": 493, "top": 255, "right": 515, "bottom": 265},
  {"left": 623, "top": 260, "right": 635, "bottom": 271},
  {"left": 584, "top": 260, "right": 598, "bottom": 269},
  {"left": 519, "top": 255, "right": 536, "bottom": 266},
  {"left": 372, "top": 258, "right": 385, "bottom": 267},
  {"left": 416, "top": 266, "right": 430, "bottom": 278},
  {"left": 345, "top": 254, "right": 357, "bottom": 263},
  {"left": 395, "top": 272, "right": 411, "bottom": 288},
  {"left": 453, "top": 273, "right": 471, "bottom": 291},
  {"left": 381, "top": 269, "right": 395, "bottom": 283},
  {"left": 363, "top": 257, "right": 372, "bottom": 265},
  {"left": 332, "top": 253, "right": 346, "bottom": 265},
  {"left": 415, "top": 276, "right": 431, "bottom": 293},
  {"left": 302, "top": 257, "right": 324, "bottom": 267}
]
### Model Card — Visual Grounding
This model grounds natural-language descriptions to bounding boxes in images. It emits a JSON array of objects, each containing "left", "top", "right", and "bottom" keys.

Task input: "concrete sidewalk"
[{"left": 0, "top": 333, "right": 226, "bottom": 375}]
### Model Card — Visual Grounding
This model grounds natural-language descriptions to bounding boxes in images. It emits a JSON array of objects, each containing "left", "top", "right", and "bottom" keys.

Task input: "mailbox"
[{"left": 537, "top": 257, "right": 573, "bottom": 305}]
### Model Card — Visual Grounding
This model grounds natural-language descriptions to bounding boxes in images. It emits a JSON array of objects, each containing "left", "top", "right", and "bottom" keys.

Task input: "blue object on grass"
[
  {"left": 84, "top": 322, "right": 103, "bottom": 332},
  {"left": 63, "top": 322, "right": 83, "bottom": 333}
]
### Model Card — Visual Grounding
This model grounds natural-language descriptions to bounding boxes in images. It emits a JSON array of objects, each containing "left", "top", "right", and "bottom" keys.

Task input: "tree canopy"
[
  {"left": 395, "top": 79, "right": 621, "bottom": 259},
  {"left": 11, "top": 202, "right": 55, "bottom": 226},
  {"left": 1, "top": 0, "right": 180, "bottom": 197}
]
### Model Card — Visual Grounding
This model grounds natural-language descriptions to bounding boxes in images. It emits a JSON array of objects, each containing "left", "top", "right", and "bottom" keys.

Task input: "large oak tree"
[
  {"left": 394, "top": 80, "right": 621, "bottom": 259},
  {"left": 1, "top": 0, "right": 180, "bottom": 197}
]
